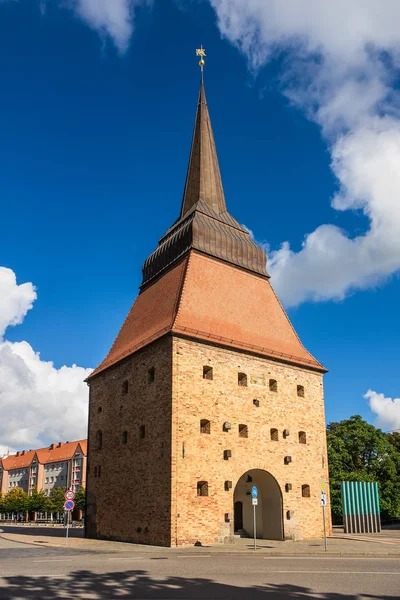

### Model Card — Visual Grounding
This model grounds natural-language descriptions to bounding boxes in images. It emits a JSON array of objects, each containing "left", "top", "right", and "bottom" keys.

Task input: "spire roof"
[
  {"left": 141, "top": 80, "right": 268, "bottom": 287},
  {"left": 180, "top": 82, "right": 227, "bottom": 217}
]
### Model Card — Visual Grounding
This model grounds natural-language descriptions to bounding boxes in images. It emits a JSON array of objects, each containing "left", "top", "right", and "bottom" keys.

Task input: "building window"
[
  {"left": 139, "top": 425, "right": 146, "bottom": 440},
  {"left": 122, "top": 431, "right": 128, "bottom": 444},
  {"left": 239, "top": 424, "right": 248, "bottom": 438},
  {"left": 97, "top": 406, "right": 102, "bottom": 413},
  {"left": 96, "top": 430, "right": 103, "bottom": 450},
  {"left": 297, "top": 385, "right": 305, "bottom": 397},
  {"left": 299, "top": 431, "right": 307, "bottom": 444},
  {"left": 238, "top": 372, "right": 248, "bottom": 387},
  {"left": 94, "top": 466, "right": 98, "bottom": 478},
  {"left": 203, "top": 366, "right": 213, "bottom": 380},
  {"left": 122, "top": 380, "right": 129, "bottom": 395},
  {"left": 197, "top": 481, "right": 208, "bottom": 497},
  {"left": 302, "top": 484, "right": 310, "bottom": 498},
  {"left": 269, "top": 379, "right": 278, "bottom": 392},
  {"left": 98, "top": 465, "right": 101, "bottom": 477},
  {"left": 200, "top": 419, "right": 211, "bottom": 434},
  {"left": 148, "top": 367, "right": 155, "bottom": 384},
  {"left": 270, "top": 428, "right": 279, "bottom": 441}
]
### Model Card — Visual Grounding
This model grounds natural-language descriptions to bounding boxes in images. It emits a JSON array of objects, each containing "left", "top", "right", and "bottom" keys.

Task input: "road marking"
[
  {"left": 33, "top": 559, "right": 73, "bottom": 563},
  {"left": 107, "top": 557, "right": 144, "bottom": 561},
  {"left": 177, "top": 554, "right": 212, "bottom": 558},
  {"left": 266, "top": 570, "right": 400, "bottom": 575}
]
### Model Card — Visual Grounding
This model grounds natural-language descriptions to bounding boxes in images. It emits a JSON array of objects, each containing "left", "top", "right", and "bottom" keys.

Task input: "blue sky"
[{"left": 1, "top": 0, "right": 400, "bottom": 450}]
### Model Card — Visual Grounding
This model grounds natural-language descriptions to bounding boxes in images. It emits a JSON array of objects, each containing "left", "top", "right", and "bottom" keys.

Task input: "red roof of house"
[{"left": 1, "top": 439, "right": 87, "bottom": 471}]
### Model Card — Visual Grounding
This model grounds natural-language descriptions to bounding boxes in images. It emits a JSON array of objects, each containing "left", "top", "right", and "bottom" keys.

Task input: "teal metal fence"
[{"left": 341, "top": 481, "right": 381, "bottom": 534}]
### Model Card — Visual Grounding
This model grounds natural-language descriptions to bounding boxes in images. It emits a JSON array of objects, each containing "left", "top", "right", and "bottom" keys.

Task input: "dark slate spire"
[
  {"left": 180, "top": 82, "right": 227, "bottom": 217},
  {"left": 141, "top": 80, "right": 269, "bottom": 287}
]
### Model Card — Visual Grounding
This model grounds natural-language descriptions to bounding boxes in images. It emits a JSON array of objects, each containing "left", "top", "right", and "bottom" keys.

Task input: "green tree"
[
  {"left": 28, "top": 488, "right": 49, "bottom": 513},
  {"left": 3, "top": 488, "right": 29, "bottom": 514},
  {"left": 0, "top": 491, "right": 4, "bottom": 512},
  {"left": 74, "top": 487, "right": 86, "bottom": 513},
  {"left": 327, "top": 415, "right": 400, "bottom": 522},
  {"left": 47, "top": 487, "right": 67, "bottom": 513}
]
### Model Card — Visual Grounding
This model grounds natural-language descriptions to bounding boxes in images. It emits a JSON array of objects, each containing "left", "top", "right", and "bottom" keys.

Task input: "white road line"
[
  {"left": 33, "top": 559, "right": 73, "bottom": 563},
  {"left": 267, "top": 570, "right": 400, "bottom": 575},
  {"left": 107, "top": 557, "right": 144, "bottom": 561},
  {"left": 177, "top": 555, "right": 212, "bottom": 558}
]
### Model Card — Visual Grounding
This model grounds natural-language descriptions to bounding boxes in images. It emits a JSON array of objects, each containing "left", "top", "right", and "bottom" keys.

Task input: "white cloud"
[
  {"left": 365, "top": 389, "right": 400, "bottom": 432},
  {"left": 0, "top": 268, "right": 92, "bottom": 451},
  {"left": 11, "top": 0, "right": 151, "bottom": 53},
  {"left": 209, "top": 0, "right": 400, "bottom": 306},
  {"left": 0, "top": 267, "right": 36, "bottom": 339}
]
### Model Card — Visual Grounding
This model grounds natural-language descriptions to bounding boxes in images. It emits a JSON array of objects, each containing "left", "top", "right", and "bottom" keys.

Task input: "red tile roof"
[
  {"left": 89, "top": 251, "right": 325, "bottom": 379},
  {"left": 1, "top": 439, "right": 87, "bottom": 471}
]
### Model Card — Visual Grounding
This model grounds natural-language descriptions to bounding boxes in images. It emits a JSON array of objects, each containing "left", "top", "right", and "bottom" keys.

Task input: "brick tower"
[{"left": 85, "top": 79, "right": 331, "bottom": 547}]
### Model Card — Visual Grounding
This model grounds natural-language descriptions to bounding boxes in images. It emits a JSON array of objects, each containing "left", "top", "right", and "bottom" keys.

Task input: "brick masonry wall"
[
  {"left": 171, "top": 336, "right": 332, "bottom": 546},
  {"left": 86, "top": 336, "right": 173, "bottom": 546}
]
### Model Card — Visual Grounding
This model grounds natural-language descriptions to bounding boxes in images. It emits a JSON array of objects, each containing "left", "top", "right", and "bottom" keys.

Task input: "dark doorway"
[{"left": 234, "top": 500, "right": 243, "bottom": 531}]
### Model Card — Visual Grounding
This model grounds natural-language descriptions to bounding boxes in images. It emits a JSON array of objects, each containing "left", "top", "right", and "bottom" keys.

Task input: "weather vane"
[{"left": 196, "top": 45, "right": 206, "bottom": 81}]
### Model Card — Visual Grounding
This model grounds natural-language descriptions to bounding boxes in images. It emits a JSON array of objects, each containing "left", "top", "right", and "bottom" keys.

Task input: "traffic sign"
[
  {"left": 64, "top": 500, "right": 75, "bottom": 511},
  {"left": 252, "top": 498, "right": 258, "bottom": 506},
  {"left": 320, "top": 493, "right": 328, "bottom": 507},
  {"left": 65, "top": 490, "right": 75, "bottom": 501},
  {"left": 251, "top": 486, "right": 258, "bottom": 499},
  {"left": 320, "top": 479, "right": 326, "bottom": 492}
]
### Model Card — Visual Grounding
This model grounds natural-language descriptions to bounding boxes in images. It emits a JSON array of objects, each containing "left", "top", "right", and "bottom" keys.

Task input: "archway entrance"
[{"left": 233, "top": 469, "right": 284, "bottom": 540}]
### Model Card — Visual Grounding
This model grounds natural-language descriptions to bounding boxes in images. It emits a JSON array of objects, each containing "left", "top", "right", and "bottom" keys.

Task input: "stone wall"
[
  {"left": 171, "top": 336, "right": 331, "bottom": 546},
  {"left": 86, "top": 336, "right": 173, "bottom": 546}
]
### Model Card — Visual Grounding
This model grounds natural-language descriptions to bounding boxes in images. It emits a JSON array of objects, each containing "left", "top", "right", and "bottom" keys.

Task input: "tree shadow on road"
[{"left": 0, "top": 569, "right": 396, "bottom": 600}]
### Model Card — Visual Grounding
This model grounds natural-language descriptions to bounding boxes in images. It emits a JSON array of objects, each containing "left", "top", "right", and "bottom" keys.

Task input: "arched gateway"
[{"left": 234, "top": 469, "right": 284, "bottom": 540}]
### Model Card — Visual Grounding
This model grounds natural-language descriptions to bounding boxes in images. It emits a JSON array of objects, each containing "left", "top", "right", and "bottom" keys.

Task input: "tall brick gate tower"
[{"left": 86, "top": 75, "right": 331, "bottom": 547}]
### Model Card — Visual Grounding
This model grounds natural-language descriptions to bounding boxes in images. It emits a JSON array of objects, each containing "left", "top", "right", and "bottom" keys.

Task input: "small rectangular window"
[
  {"left": 203, "top": 366, "right": 213, "bottom": 380},
  {"left": 122, "top": 431, "right": 128, "bottom": 444},
  {"left": 200, "top": 419, "right": 211, "bottom": 434},
  {"left": 238, "top": 372, "right": 248, "bottom": 387},
  {"left": 297, "top": 385, "right": 305, "bottom": 397},
  {"left": 139, "top": 425, "right": 146, "bottom": 439},
  {"left": 269, "top": 379, "right": 278, "bottom": 392},
  {"left": 270, "top": 428, "right": 279, "bottom": 441},
  {"left": 197, "top": 481, "right": 208, "bottom": 496},
  {"left": 239, "top": 424, "right": 248, "bottom": 438},
  {"left": 148, "top": 367, "right": 155, "bottom": 384}
]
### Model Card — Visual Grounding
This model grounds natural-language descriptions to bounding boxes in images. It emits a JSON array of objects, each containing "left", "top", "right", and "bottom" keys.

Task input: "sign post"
[
  {"left": 64, "top": 493, "right": 75, "bottom": 547},
  {"left": 320, "top": 480, "right": 328, "bottom": 552},
  {"left": 251, "top": 486, "right": 258, "bottom": 551}
]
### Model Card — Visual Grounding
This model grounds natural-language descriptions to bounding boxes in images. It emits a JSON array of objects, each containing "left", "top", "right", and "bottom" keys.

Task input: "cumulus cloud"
[
  {"left": 0, "top": 267, "right": 36, "bottom": 339},
  {"left": 365, "top": 389, "right": 400, "bottom": 432},
  {"left": 209, "top": 0, "right": 400, "bottom": 306},
  {"left": 0, "top": 268, "right": 92, "bottom": 454}
]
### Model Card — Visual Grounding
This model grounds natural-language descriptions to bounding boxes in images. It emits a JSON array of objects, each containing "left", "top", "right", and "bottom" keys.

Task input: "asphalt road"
[{"left": 0, "top": 535, "right": 399, "bottom": 599}]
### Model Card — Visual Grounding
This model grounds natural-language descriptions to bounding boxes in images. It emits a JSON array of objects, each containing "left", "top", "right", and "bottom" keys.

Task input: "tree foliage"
[
  {"left": 327, "top": 415, "right": 400, "bottom": 522},
  {"left": 47, "top": 487, "right": 67, "bottom": 513},
  {"left": 2, "top": 488, "right": 30, "bottom": 513}
]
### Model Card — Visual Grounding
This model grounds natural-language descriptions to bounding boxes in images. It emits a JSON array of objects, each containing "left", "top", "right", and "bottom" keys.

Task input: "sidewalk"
[{"left": 1, "top": 528, "right": 400, "bottom": 557}]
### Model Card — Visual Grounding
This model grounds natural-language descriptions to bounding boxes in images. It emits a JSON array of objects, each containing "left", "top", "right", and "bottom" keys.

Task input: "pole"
[
  {"left": 66, "top": 511, "right": 69, "bottom": 546},
  {"left": 322, "top": 505, "right": 327, "bottom": 551},
  {"left": 253, "top": 503, "right": 256, "bottom": 551}
]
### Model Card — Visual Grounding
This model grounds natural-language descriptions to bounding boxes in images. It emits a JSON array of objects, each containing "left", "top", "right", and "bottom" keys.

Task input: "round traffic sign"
[
  {"left": 65, "top": 489, "right": 75, "bottom": 501},
  {"left": 251, "top": 486, "right": 258, "bottom": 499},
  {"left": 64, "top": 500, "right": 75, "bottom": 511}
]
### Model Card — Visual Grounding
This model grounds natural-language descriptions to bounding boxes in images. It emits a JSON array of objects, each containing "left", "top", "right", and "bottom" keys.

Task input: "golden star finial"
[{"left": 196, "top": 45, "right": 206, "bottom": 80}]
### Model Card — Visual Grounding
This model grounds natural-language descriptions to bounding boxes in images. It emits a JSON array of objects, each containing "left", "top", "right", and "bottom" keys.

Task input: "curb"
[{"left": 2, "top": 534, "right": 400, "bottom": 558}]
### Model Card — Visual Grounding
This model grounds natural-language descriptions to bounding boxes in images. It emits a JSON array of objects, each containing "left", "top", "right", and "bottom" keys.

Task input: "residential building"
[
  {"left": 86, "top": 78, "right": 331, "bottom": 547},
  {"left": 0, "top": 440, "right": 87, "bottom": 496}
]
